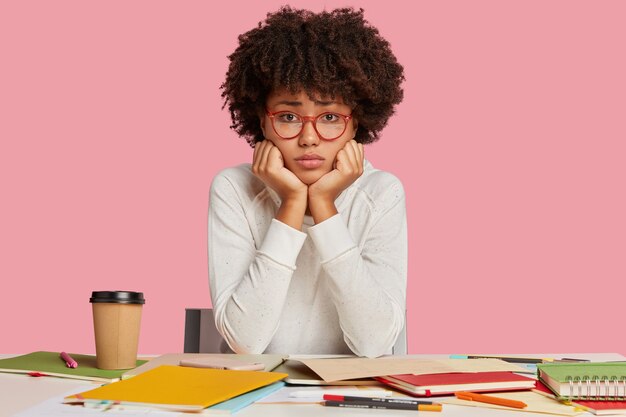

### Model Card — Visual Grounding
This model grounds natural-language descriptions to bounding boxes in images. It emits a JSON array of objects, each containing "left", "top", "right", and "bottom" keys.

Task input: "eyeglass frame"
[{"left": 265, "top": 109, "right": 353, "bottom": 140}]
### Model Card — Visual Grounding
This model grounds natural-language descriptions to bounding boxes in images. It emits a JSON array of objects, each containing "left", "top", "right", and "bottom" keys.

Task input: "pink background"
[{"left": 1, "top": 1, "right": 624, "bottom": 355}]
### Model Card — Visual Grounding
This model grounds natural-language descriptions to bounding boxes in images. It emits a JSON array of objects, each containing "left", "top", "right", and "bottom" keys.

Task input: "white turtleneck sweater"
[{"left": 208, "top": 160, "right": 407, "bottom": 358}]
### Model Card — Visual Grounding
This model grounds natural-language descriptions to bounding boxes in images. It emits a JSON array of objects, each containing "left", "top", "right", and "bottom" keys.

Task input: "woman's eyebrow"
[
  {"left": 314, "top": 100, "right": 338, "bottom": 106},
  {"left": 273, "top": 100, "right": 339, "bottom": 107},
  {"left": 274, "top": 100, "right": 303, "bottom": 106}
]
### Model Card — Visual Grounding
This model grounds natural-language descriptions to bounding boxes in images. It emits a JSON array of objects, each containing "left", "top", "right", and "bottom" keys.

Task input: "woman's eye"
[
  {"left": 321, "top": 113, "right": 340, "bottom": 122},
  {"left": 277, "top": 113, "right": 299, "bottom": 123}
]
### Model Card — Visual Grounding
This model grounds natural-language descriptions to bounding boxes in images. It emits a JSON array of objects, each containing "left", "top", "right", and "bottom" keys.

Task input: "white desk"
[{"left": 2, "top": 353, "right": 624, "bottom": 417}]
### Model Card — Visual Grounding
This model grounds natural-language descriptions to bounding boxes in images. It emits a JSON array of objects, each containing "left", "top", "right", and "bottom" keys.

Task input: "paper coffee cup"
[{"left": 90, "top": 291, "right": 145, "bottom": 370}]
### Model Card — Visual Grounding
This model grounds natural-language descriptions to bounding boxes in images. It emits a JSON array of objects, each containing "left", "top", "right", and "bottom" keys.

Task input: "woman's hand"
[
  {"left": 308, "top": 140, "right": 364, "bottom": 223},
  {"left": 252, "top": 140, "right": 307, "bottom": 200},
  {"left": 252, "top": 140, "right": 307, "bottom": 229}
]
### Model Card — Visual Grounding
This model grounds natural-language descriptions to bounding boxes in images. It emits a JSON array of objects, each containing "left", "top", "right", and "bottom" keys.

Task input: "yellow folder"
[{"left": 65, "top": 365, "right": 288, "bottom": 412}]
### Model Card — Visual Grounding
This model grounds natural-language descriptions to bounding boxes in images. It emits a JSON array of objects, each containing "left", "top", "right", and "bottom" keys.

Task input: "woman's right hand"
[
  {"left": 252, "top": 140, "right": 307, "bottom": 201},
  {"left": 252, "top": 141, "right": 307, "bottom": 229}
]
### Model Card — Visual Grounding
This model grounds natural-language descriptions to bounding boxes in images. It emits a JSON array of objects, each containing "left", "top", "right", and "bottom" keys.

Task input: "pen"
[
  {"left": 450, "top": 354, "right": 550, "bottom": 364},
  {"left": 455, "top": 391, "right": 527, "bottom": 409},
  {"left": 324, "top": 394, "right": 436, "bottom": 406},
  {"left": 60, "top": 352, "right": 78, "bottom": 368},
  {"left": 324, "top": 400, "right": 442, "bottom": 411}
]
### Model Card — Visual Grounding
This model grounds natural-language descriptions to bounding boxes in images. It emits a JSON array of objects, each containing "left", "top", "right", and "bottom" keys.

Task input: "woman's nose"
[{"left": 298, "top": 120, "right": 320, "bottom": 146}]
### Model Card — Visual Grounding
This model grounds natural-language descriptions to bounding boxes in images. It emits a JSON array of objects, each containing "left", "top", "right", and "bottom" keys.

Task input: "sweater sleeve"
[
  {"left": 307, "top": 179, "right": 407, "bottom": 358},
  {"left": 208, "top": 172, "right": 307, "bottom": 353}
]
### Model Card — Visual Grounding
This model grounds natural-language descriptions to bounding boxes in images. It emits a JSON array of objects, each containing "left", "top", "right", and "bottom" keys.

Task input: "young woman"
[{"left": 209, "top": 7, "right": 406, "bottom": 358}]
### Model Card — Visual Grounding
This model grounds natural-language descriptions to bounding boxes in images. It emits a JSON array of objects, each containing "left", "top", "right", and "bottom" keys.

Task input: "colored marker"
[
  {"left": 60, "top": 352, "right": 78, "bottom": 368},
  {"left": 455, "top": 391, "right": 527, "bottom": 409},
  {"left": 324, "top": 400, "right": 442, "bottom": 411},
  {"left": 324, "top": 394, "right": 435, "bottom": 406}
]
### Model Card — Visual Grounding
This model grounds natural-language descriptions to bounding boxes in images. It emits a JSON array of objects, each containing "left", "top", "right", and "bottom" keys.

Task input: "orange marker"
[{"left": 455, "top": 392, "right": 527, "bottom": 409}]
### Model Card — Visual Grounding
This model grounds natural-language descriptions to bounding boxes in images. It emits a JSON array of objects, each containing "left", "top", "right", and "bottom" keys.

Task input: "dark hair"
[{"left": 221, "top": 7, "right": 405, "bottom": 146}]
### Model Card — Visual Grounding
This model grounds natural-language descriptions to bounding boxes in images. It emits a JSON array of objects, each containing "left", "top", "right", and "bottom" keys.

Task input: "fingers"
[
  {"left": 252, "top": 140, "right": 280, "bottom": 176},
  {"left": 252, "top": 140, "right": 267, "bottom": 172},
  {"left": 252, "top": 140, "right": 307, "bottom": 202},
  {"left": 260, "top": 140, "right": 274, "bottom": 170},
  {"left": 348, "top": 140, "right": 364, "bottom": 165},
  {"left": 335, "top": 140, "right": 364, "bottom": 176},
  {"left": 269, "top": 144, "right": 284, "bottom": 163}
]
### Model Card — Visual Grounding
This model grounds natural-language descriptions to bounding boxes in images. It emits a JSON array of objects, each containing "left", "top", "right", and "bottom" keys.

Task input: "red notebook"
[
  {"left": 376, "top": 372, "right": 536, "bottom": 397},
  {"left": 571, "top": 400, "right": 626, "bottom": 415}
]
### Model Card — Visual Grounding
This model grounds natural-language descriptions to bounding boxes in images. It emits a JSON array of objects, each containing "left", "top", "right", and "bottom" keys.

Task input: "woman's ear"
[{"left": 352, "top": 119, "right": 358, "bottom": 138}]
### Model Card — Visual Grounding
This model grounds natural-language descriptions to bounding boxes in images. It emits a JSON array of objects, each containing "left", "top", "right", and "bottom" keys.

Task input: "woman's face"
[{"left": 260, "top": 89, "right": 357, "bottom": 185}]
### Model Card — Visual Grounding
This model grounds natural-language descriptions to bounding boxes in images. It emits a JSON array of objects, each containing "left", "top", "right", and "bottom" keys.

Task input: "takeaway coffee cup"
[{"left": 90, "top": 291, "right": 145, "bottom": 369}]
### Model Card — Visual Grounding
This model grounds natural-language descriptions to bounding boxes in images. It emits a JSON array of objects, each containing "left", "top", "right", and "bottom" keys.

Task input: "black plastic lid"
[{"left": 90, "top": 291, "right": 145, "bottom": 304}]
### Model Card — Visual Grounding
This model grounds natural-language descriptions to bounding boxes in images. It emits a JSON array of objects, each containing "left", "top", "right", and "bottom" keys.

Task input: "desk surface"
[{"left": 2, "top": 353, "right": 625, "bottom": 417}]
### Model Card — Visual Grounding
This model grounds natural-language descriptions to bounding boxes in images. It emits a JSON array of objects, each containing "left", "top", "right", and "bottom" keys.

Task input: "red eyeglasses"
[{"left": 266, "top": 109, "right": 353, "bottom": 140}]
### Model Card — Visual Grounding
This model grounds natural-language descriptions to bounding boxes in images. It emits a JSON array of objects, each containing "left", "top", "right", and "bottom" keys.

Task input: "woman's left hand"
[{"left": 308, "top": 140, "right": 364, "bottom": 222}]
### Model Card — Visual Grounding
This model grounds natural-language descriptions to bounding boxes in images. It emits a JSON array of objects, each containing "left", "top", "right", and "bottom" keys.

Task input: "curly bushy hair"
[{"left": 221, "top": 7, "right": 405, "bottom": 146}]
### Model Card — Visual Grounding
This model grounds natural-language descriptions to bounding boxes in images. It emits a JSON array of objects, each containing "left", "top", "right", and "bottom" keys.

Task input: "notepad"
[
  {"left": 64, "top": 365, "right": 288, "bottom": 412},
  {"left": 537, "top": 362, "right": 626, "bottom": 400},
  {"left": 376, "top": 371, "right": 536, "bottom": 397},
  {"left": 0, "top": 351, "right": 146, "bottom": 383}
]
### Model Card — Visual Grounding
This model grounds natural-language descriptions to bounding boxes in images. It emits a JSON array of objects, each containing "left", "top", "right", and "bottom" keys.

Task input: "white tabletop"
[{"left": 2, "top": 353, "right": 624, "bottom": 417}]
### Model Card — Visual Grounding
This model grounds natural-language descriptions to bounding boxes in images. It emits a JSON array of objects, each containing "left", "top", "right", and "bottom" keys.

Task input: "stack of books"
[{"left": 0, "top": 352, "right": 289, "bottom": 415}]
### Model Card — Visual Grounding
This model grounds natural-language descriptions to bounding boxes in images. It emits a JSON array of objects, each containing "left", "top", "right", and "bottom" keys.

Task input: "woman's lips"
[{"left": 295, "top": 154, "right": 324, "bottom": 169}]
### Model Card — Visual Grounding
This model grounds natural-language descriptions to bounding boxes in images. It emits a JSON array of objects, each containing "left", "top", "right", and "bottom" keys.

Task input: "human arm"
[
  {"left": 208, "top": 169, "right": 307, "bottom": 353},
  {"left": 308, "top": 176, "right": 407, "bottom": 358}
]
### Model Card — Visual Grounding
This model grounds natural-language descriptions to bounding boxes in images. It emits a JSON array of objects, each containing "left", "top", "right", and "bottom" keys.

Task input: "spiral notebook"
[{"left": 537, "top": 362, "right": 626, "bottom": 400}]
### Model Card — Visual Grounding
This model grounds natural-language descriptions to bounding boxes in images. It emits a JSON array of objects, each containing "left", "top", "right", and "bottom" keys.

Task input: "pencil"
[
  {"left": 324, "top": 400, "right": 442, "bottom": 411},
  {"left": 455, "top": 391, "right": 527, "bottom": 409}
]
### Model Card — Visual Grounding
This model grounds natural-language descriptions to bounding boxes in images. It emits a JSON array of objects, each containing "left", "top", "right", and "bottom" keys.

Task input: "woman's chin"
[{"left": 295, "top": 170, "right": 326, "bottom": 185}]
